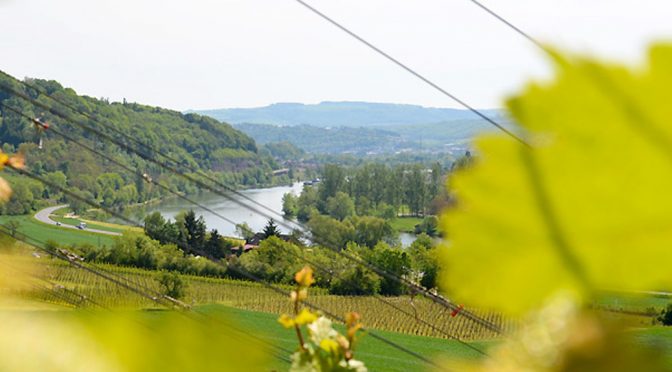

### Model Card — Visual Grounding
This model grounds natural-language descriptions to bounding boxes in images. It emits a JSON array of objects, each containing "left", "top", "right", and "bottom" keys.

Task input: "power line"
[
  {"left": 0, "top": 226, "right": 294, "bottom": 365},
  {"left": 223, "top": 261, "right": 444, "bottom": 369},
  {"left": 291, "top": 0, "right": 529, "bottom": 147},
  {"left": 465, "top": 0, "right": 548, "bottom": 54},
  {"left": 0, "top": 71, "right": 295, "bottom": 229},
  {"left": 465, "top": 1, "right": 672, "bottom": 161},
  {"left": 0, "top": 257, "right": 106, "bottom": 309},
  {"left": 0, "top": 219, "right": 183, "bottom": 308},
  {"left": 0, "top": 79, "right": 502, "bottom": 333},
  {"left": 0, "top": 102, "right": 241, "bottom": 229},
  {"left": 279, "top": 246, "right": 490, "bottom": 356},
  {"left": 0, "top": 167, "right": 439, "bottom": 369},
  {"left": 0, "top": 80, "right": 304, "bottom": 233},
  {"left": 1, "top": 102, "right": 495, "bottom": 349}
]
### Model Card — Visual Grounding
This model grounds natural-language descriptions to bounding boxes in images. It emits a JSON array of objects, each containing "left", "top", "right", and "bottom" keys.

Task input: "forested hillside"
[
  {"left": 234, "top": 119, "right": 497, "bottom": 154},
  {"left": 0, "top": 75, "right": 282, "bottom": 214},
  {"left": 195, "top": 101, "right": 502, "bottom": 128},
  {"left": 235, "top": 123, "right": 406, "bottom": 154}
]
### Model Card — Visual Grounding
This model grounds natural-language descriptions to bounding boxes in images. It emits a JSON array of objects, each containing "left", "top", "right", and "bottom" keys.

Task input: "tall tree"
[
  {"left": 182, "top": 210, "right": 206, "bottom": 254},
  {"left": 235, "top": 222, "right": 255, "bottom": 241},
  {"left": 282, "top": 193, "right": 298, "bottom": 217},
  {"left": 319, "top": 164, "right": 346, "bottom": 202},
  {"left": 263, "top": 219, "right": 280, "bottom": 238},
  {"left": 326, "top": 192, "right": 355, "bottom": 221},
  {"left": 205, "top": 229, "right": 227, "bottom": 259}
]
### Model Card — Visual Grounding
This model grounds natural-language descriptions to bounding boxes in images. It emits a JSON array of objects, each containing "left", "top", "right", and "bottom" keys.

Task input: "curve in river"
[
  {"left": 145, "top": 182, "right": 418, "bottom": 246},
  {"left": 144, "top": 183, "right": 304, "bottom": 237}
]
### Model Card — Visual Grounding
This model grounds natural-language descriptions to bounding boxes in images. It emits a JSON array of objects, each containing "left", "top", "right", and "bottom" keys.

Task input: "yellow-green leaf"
[{"left": 439, "top": 44, "right": 672, "bottom": 315}]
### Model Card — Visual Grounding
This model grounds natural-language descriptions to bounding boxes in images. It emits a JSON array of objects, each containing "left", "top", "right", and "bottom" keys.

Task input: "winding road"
[{"left": 34, "top": 205, "right": 122, "bottom": 236}]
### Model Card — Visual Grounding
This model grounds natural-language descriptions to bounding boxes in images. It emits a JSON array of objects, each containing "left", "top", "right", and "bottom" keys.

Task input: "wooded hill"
[{"left": 0, "top": 75, "right": 283, "bottom": 214}]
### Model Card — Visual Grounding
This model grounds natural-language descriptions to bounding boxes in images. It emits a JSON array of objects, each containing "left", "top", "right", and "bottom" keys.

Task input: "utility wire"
[
  {"left": 0, "top": 70, "right": 295, "bottom": 229},
  {"left": 0, "top": 79, "right": 502, "bottom": 333},
  {"left": 280, "top": 246, "right": 490, "bottom": 356},
  {"left": 0, "top": 226, "right": 294, "bottom": 365},
  {"left": 0, "top": 258, "right": 102, "bottom": 308},
  {"left": 0, "top": 101, "right": 496, "bottom": 345},
  {"left": 291, "top": 0, "right": 528, "bottom": 147},
  {"left": 465, "top": 0, "right": 548, "bottom": 54},
  {"left": 224, "top": 262, "right": 444, "bottom": 369},
  {"left": 0, "top": 102, "right": 241, "bottom": 229},
  {"left": 0, "top": 167, "right": 438, "bottom": 369}
]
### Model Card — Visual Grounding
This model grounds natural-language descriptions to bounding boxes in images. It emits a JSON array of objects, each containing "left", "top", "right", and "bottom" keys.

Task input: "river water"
[
  {"left": 145, "top": 183, "right": 304, "bottom": 237},
  {"left": 146, "top": 182, "right": 417, "bottom": 246}
]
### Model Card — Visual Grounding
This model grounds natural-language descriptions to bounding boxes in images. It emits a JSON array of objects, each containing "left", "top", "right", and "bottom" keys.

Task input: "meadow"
[
  {"left": 50, "top": 215, "right": 139, "bottom": 234},
  {"left": 389, "top": 217, "right": 424, "bottom": 233},
  {"left": 0, "top": 215, "right": 116, "bottom": 247}
]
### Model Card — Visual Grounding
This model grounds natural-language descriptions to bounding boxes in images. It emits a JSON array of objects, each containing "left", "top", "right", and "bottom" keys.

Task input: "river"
[
  {"left": 144, "top": 183, "right": 304, "bottom": 237},
  {"left": 146, "top": 182, "right": 417, "bottom": 246}
]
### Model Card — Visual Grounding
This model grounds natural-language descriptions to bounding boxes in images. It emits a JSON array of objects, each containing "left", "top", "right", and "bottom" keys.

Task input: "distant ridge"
[{"left": 192, "top": 101, "right": 502, "bottom": 128}]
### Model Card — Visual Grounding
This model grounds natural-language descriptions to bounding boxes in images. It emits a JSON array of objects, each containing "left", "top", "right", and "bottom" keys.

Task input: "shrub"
[
  {"left": 658, "top": 304, "right": 672, "bottom": 326},
  {"left": 330, "top": 265, "right": 380, "bottom": 296},
  {"left": 158, "top": 271, "right": 186, "bottom": 300}
]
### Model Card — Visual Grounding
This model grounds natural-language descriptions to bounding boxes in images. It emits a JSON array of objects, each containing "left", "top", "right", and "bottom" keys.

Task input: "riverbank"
[{"left": 143, "top": 182, "right": 304, "bottom": 237}]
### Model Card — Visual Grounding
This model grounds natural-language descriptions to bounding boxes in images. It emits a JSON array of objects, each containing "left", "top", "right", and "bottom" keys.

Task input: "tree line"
[
  {"left": 47, "top": 208, "right": 439, "bottom": 296},
  {"left": 283, "top": 162, "right": 448, "bottom": 222}
]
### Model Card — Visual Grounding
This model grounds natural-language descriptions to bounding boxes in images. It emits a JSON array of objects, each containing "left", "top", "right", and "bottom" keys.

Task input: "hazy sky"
[{"left": 0, "top": 0, "right": 670, "bottom": 111}]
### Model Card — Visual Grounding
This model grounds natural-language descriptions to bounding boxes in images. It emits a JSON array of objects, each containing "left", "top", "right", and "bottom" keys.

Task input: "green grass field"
[
  {"left": 389, "top": 217, "right": 423, "bottom": 233},
  {"left": 595, "top": 291, "right": 671, "bottom": 314},
  {"left": 0, "top": 214, "right": 116, "bottom": 247},
  {"left": 201, "top": 305, "right": 492, "bottom": 372},
  {"left": 51, "top": 215, "right": 128, "bottom": 234}
]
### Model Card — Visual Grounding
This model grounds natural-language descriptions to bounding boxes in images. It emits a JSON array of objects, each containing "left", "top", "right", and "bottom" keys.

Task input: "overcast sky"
[{"left": 0, "top": 0, "right": 670, "bottom": 111}]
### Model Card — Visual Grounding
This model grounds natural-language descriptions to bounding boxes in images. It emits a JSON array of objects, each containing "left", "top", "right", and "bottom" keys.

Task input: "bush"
[
  {"left": 157, "top": 271, "right": 186, "bottom": 300},
  {"left": 330, "top": 265, "right": 380, "bottom": 296},
  {"left": 367, "top": 243, "right": 410, "bottom": 296},
  {"left": 414, "top": 216, "right": 439, "bottom": 237},
  {"left": 658, "top": 304, "right": 672, "bottom": 325},
  {"left": 238, "top": 237, "right": 304, "bottom": 284}
]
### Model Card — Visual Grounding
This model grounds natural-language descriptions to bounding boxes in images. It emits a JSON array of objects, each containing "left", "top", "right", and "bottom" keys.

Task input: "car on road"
[{"left": 77, "top": 222, "right": 87, "bottom": 230}]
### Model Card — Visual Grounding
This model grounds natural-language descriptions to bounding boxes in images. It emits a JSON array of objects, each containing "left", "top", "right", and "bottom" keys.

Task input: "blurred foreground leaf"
[
  {"left": 0, "top": 309, "right": 270, "bottom": 371},
  {"left": 440, "top": 44, "right": 672, "bottom": 315}
]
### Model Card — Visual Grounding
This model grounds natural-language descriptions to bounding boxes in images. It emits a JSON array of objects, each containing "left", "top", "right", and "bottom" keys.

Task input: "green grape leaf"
[{"left": 439, "top": 44, "right": 672, "bottom": 315}]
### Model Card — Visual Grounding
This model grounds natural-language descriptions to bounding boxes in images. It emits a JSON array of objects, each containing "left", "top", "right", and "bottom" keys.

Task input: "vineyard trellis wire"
[
  {"left": 0, "top": 101, "right": 494, "bottom": 355},
  {"left": 0, "top": 171, "right": 445, "bottom": 369},
  {"left": 0, "top": 226, "right": 297, "bottom": 365},
  {"left": 0, "top": 80, "right": 503, "bottom": 335}
]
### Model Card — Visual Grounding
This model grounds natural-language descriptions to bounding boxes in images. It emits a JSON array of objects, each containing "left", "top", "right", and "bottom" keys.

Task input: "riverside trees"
[{"left": 288, "top": 162, "right": 448, "bottom": 222}]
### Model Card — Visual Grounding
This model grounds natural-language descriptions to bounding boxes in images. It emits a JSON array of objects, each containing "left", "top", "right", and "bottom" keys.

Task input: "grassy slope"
[
  {"left": 0, "top": 215, "right": 116, "bottom": 247},
  {"left": 50, "top": 207, "right": 143, "bottom": 234},
  {"left": 629, "top": 327, "right": 672, "bottom": 368},
  {"left": 596, "top": 292, "right": 671, "bottom": 313},
  {"left": 196, "top": 305, "right": 491, "bottom": 372},
  {"left": 389, "top": 217, "right": 423, "bottom": 233},
  {"left": 51, "top": 216, "right": 128, "bottom": 234},
  {"left": 173, "top": 306, "right": 672, "bottom": 371}
]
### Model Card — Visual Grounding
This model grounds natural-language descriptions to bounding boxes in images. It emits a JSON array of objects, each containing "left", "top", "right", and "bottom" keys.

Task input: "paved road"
[{"left": 34, "top": 205, "right": 122, "bottom": 236}]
